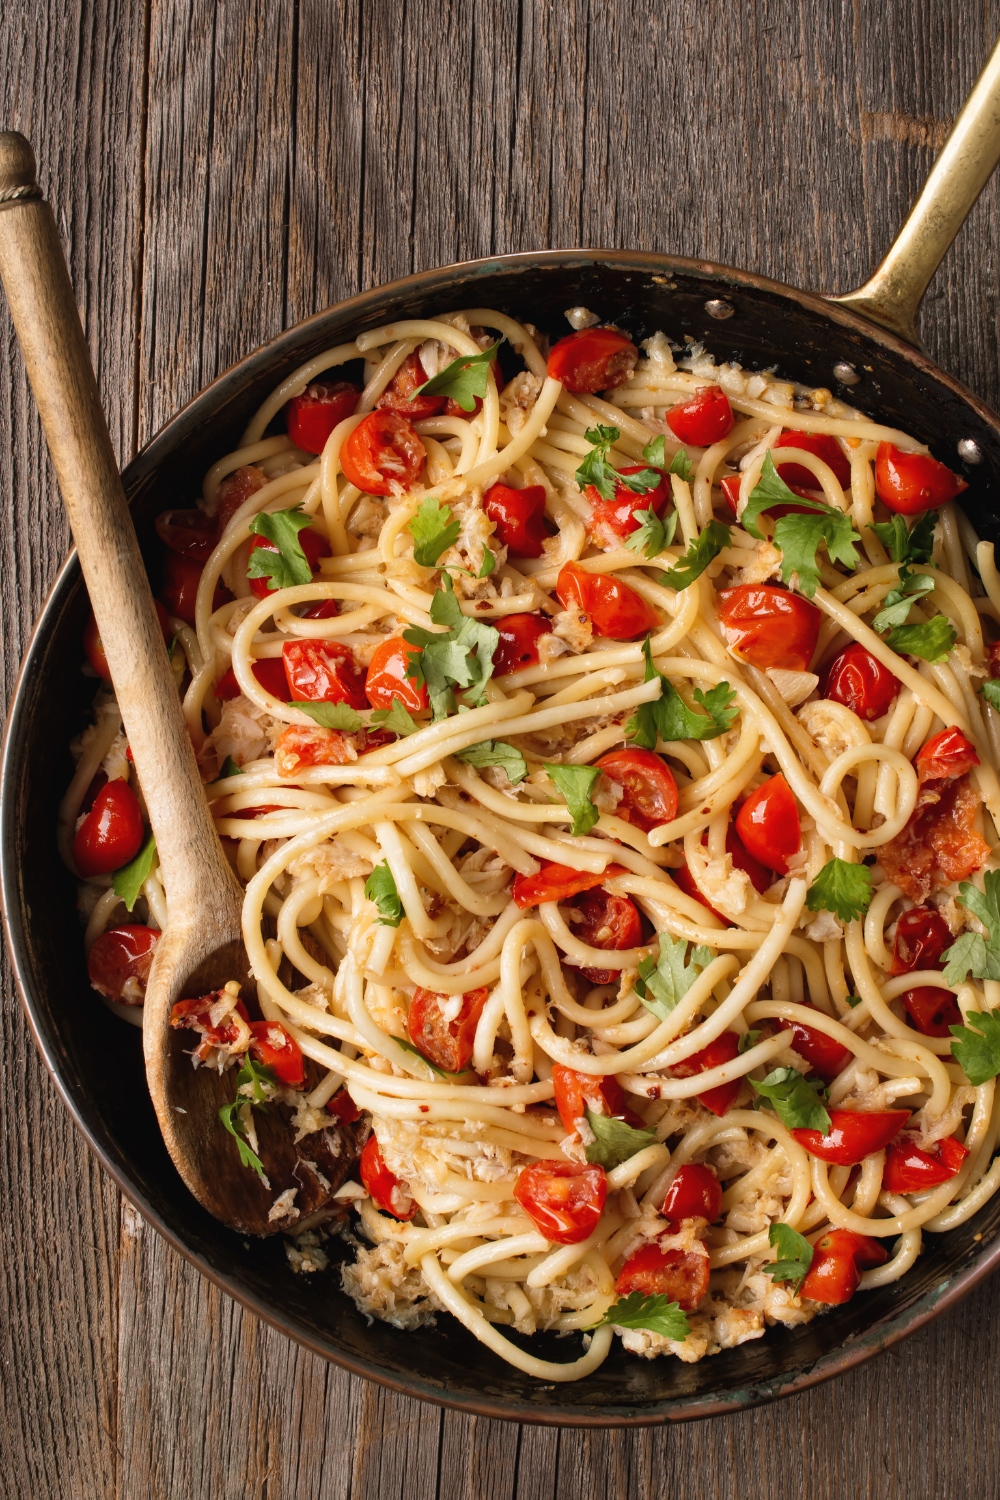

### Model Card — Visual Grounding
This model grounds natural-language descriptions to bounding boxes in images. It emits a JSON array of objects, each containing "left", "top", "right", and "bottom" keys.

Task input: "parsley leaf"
[
  {"left": 414, "top": 341, "right": 501, "bottom": 411},
  {"left": 739, "top": 1029, "right": 762, "bottom": 1054},
  {"left": 872, "top": 510, "right": 938, "bottom": 565},
  {"left": 659, "top": 519, "right": 731, "bottom": 590},
  {"left": 576, "top": 425, "right": 662, "bottom": 502},
  {"left": 871, "top": 570, "right": 936, "bottom": 632},
  {"left": 113, "top": 832, "right": 157, "bottom": 912},
  {"left": 291, "top": 700, "right": 364, "bottom": 731},
  {"left": 403, "top": 576, "right": 500, "bottom": 719},
  {"left": 584, "top": 1109, "right": 657, "bottom": 1168},
  {"left": 624, "top": 505, "right": 678, "bottom": 559},
  {"left": 669, "top": 448, "right": 695, "bottom": 483},
  {"left": 545, "top": 763, "right": 601, "bottom": 836},
  {"left": 369, "top": 701, "right": 420, "bottom": 736},
  {"left": 218, "top": 1054, "right": 279, "bottom": 1181},
  {"left": 741, "top": 451, "right": 810, "bottom": 534},
  {"left": 408, "top": 497, "right": 461, "bottom": 567},
  {"left": 751, "top": 1067, "right": 831, "bottom": 1133},
  {"left": 635, "top": 936, "right": 714, "bottom": 1020},
  {"left": 220, "top": 756, "right": 242, "bottom": 778},
  {"left": 365, "top": 862, "right": 403, "bottom": 927},
  {"left": 943, "top": 874, "right": 1000, "bottom": 984},
  {"left": 642, "top": 435, "right": 667, "bottom": 467},
  {"left": 806, "top": 858, "right": 873, "bottom": 923},
  {"left": 883, "top": 615, "right": 956, "bottom": 663},
  {"left": 767, "top": 1223, "right": 814, "bottom": 1289},
  {"left": 246, "top": 506, "right": 316, "bottom": 590},
  {"left": 626, "top": 637, "right": 737, "bottom": 748},
  {"left": 949, "top": 1008, "right": 1000, "bottom": 1085},
  {"left": 771, "top": 509, "right": 861, "bottom": 597},
  {"left": 455, "top": 739, "right": 528, "bottom": 784},
  {"left": 599, "top": 1291, "right": 691, "bottom": 1341},
  {"left": 982, "top": 680, "right": 1000, "bottom": 712},
  {"left": 478, "top": 547, "right": 496, "bottom": 578}
]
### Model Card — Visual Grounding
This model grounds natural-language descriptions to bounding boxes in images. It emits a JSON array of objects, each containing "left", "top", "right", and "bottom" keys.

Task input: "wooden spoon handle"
[{"left": 0, "top": 132, "right": 236, "bottom": 927}]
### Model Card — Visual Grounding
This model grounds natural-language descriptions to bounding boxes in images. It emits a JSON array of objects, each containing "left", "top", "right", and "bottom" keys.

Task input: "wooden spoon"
[{"left": 0, "top": 132, "right": 348, "bottom": 1235}]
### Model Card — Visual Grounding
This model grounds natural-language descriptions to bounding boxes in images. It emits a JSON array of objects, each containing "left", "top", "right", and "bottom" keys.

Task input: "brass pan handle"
[{"left": 832, "top": 35, "right": 1000, "bottom": 346}]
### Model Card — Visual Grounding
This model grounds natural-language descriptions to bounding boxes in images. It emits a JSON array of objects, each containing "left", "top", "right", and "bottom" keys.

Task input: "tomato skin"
[
  {"left": 274, "top": 724, "right": 352, "bottom": 776},
  {"left": 340, "top": 410, "right": 426, "bottom": 496},
  {"left": 170, "top": 992, "right": 250, "bottom": 1062},
  {"left": 546, "top": 327, "right": 638, "bottom": 393},
  {"left": 875, "top": 443, "right": 967, "bottom": 515},
  {"left": 301, "top": 598, "right": 340, "bottom": 620},
  {"left": 674, "top": 863, "right": 728, "bottom": 924},
  {"left": 155, "top": 507, "right": 218, "bottom": 560},
  {"left": 283, "top": 640, "right": 368, "bottom": 709},
  {"left": 365, "top": 635, "right": 428, "bottom": 713},
  {"left": 286, "top": 380, "right": 361, "bottom": 453},
  {"left": 716, "top": 584, "right": 822, "bottom": 672},
  {"left": 214, "top": 656, "right": 290, "bottom": 702},
  {"left": 360, "top": 1136, "right": 417, "bottom": 1220},
  {"left": 326, "top": 1088, "right": 361, "bottom": 1124},
  {"left": 407, "top": 986, "right": 490, "bottom": 1073},
  {"left": 823, "top": 643, "right": 901, "bottom": 721},
  {"left": 883, "top": 1134, "right": 968, "bottom": 1193},
  {"left": 800, "top": 1228, "right": 888, "bottom": 1304},
  {"left": 160, "top": 553, "right": 230, "bottom": 626},
  {"left": 774, "top": 430, "right": 852, "bottom": 488},
  {"left": 569, "top": 886, "right": 643, "bottom": 983},
  {"left": 890, "top": 906, "right": 951, "bottom": 975},
  {"left": 87, "top": 924, "right": 159, "bottom": 1004},
  {"left": 551, "top": 1064, "right": 634, "bottom": 1136},
  {"left": 670, "top": 1030, "right": 741, "bottom": 1116},
  {"left": 666, "top": 385, "right": 734, "bottom": 446},
  {"left": 74, "top": 780, "right": 145, "bottom": 877},
  {"left": 556, "top": 561, "right": 658, "bottom": 640},
  {"left": 792, "top": 1108, "right": 909, "bottom": 1165},
  {"left": 615, "top": 1242, "right": 709, "bottom": 1312},
  {"left": 727, "top": 823, "right": 772, "bottom": 893},
  {"left": 216, "top": 465, "right": 266, "bottom": 533},
  {"left": 247, "top": 526, "right": 326, "bottom": 600},
  {"left": 514, "top": 1161, "right": 607, "bottom": 1244},
  {"left": 586, "top": 466, "right": 671, "bottom": 543},
  {"left": 85, "top": 601, "right": 169, "bottom": 681},
  {"left": 512, "top": 860, "right": 627, "bottom": 909},
  {"left": 661, "top": 1163, "right": 722, "bottom": 1228},
  {"left": 719, "top": 473, "right": 742, "bottom": 518},
  {"left": 788, "top": 1003, "right": 853, "bottom": 1083},
  {"left": 483, "top": 482, "right": 549, "bottom": 557},
  {"left": 493, "top": 613, "right": 550, "bottom": 675},
  {"left": 376, "top": 352, "right": 446, "bottom": 421},
  {"left": 595, "top": 748, "right": 679, "bottom": 832},
  {"left": 916, "top": 727, "right": 979, "bottom": 783},
  {"left": 735, "top": 775, "right": 801, "bottom": 874},
  {"left": 899, "top": 985, "right": 962, "bottom": 1038},
  {"left": 248, "top": 1019, "right": 305, "bottom": 1085}
]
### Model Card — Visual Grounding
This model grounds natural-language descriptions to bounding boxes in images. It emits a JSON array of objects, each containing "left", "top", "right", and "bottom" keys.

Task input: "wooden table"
[{"left": 3, "top": 3, "right": 1000, "bottom": 1495}]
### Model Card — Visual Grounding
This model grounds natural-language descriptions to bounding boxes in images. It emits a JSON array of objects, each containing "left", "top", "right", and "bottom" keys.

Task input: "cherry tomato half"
[
  {"left": 569, "top": 886, "right": 643, "bottom": 984},
  {"left": 899, "top": 985, "right": 962, "bottom": 1038},
  {"left": 792, "top": 1108, "right": 909, "bottom": 1165},
  {"left": 556, "top": 561, "right": 658, "bottom": 640},
  {"left": 248, "top": 1019, "right": 305, "bottom": 1086},
  {"left": 155, "top": 507, "right": 218, "bottom": 560},
  {"left": 670, "top": 1030, "right": 741, "bottom": 1116},
  {"left": 484, "top": 482, "right": 549, "bottom": 557},
  {"left": 661, "top": 1163, "right": 722, "bottom": 1229},
  {"left": 514, "top": 1161, "right": 607, "bottom": 1244},
  {"left": 546, "top": 327, "right": 638, "bottom": 393},
  {"left": 735, "top": 774, "right": 801, "bottom": 874},
  {"left": 360, "top": 1135, "right": 417, "bottom": 1220},
  {"left": 287, "top": 380, "right": 361, "bottom": 453},
  {"left": 214, "top": 656, "right": 290, "bottom": 702},
  {"left": 407, "top": 986, "right": 490, "bottom": 1073},
  {"left": 890, "top": 906, "right": 952, "bottom": 975},
  {"left": 595, "top": 748, "right": 679, "bottom": 832},
  {"left": 800, "top": 1228, "right": 888, "bottom": 1305},
  {"left": 875, "top": 443, "right": 967, "bottom": 515},
  {"left": 283, "top": 640, "right": 368, "bottom": 709},
  {"left": 74, "top": 780, "right": 145, "bottom": 878},
  {"left": 365, "top": 635, "right": 428, "bottom": 713},
  {"left": 666, "top": 385, "right": 734, "bottom": 447},
  {"left": 326, "top": 1088, "right": 361, "bottom": 1124},
  {"left": 716, "top": 584, "right": 822, "bottom": 672},
  {"left": 674, "top": 863, "right": 728, "bottom": 924},
  {"left": 788, "top": 1003, "right": 852, "bottom": 1083},
  {"left": 170, "top": 991, "right": 250, "bottom": 1061},
  {"left": 216, "top": 465, "right": 266, "bottom": 534},
  {"left": 85, "top": 600, "right": 170, "bottom": 682},
  {"left": 883, "top": 1133, "right": 969, "bottom": 1194},
  {"left": 915, "top": 727, "right": 980, "bottom": 783},
  {"left": 274, "top": 724, "right": 352, "bottom": 776},
  {"left": 615, "top": 1242, "right": 709, "bottom": 1312},
  {"left": 375, "top": 353, "right": 445, "bottom": 420},
  {"left": 727, "top": 823, "right": 773, "bottom": 893},
  {"left": 773, "top": 430, "right": 852, "bottom": 488},
  {"left": 87, "top": 924, "right": 159, "bottom": 1004},
  {"left": 247, "top": 526, "right": 327, "bottom": 600},
  {"left": 512, "top": 860, "right": 627, "bottom": 909},
  {"left": 551, "top": 1065, "right": 635, "bottom": 1136},
  {"left": 493, "top": 613, "right": 550, "bottom": 675},
  {"left": 340, "top": 410, "right": 426, "bottom": 496},
  {"left": 823, "top": 642, "right": 901, "bottom": 721},
  {"left": 586, "top": 466, "right": 671, "bottom": 544}
]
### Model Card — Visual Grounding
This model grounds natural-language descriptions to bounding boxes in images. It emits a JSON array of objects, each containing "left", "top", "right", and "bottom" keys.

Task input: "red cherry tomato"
[
  {"left": 551, "top": 1064, "right": 635, "bottom": 1135},
  {"left": 364, "top": 635, "right": 428, "bottom": 713},
  {"left": 301, "top": 598, "right": 340, "bottom": 620},
  {"left": 216, "top": 465, "right": 266, "bottom": 534},
  {"left": 595, "top": 748, "right": 679, "bottom": 832},
  {"left": 160, "top": 553, "right": 231, "bottom": 626},
  {"left": 890, "top": 906, "right": 952, "bottom": 975},
  {"left": 483, "top": 482, "right": 549, "bottom": 557},
  {"left": 773, "top": 430, "right": 852, "bottom": 488},
  {"left": 915, "top": 727, "right": 979, "bottom": 783},
  {"left": 614, "top": 1242, "right": 709, "bottom": 1312},
  {"left": 73, "top": 780, "right": 145, "bottom": 878},
  {"left": 213, "top": 656, "right": 291, "bottom": 702},
  {"left": 661, "top": 1163, "right": 722, "bottom": 1229},
  {"left": 787, "top": 1003, "right": 853, "bottom": 1083},
  {"left": 407, "top": 986, "right": 490, "bottom": 1073},
  {"left": 883, "top": 1133, "right": 969, "bottom": 1194},
  {"left": 340, "top": 410, "right": 426, "bottom": 496},
  {"left": 155, "top": 507, "right": 218, "bottom": 560},
  {"left": 248, "top": 1019, "right": 305, "bottom": 1086},
  {"left": 823, "top": 642, "right": 901, "bottom": 721},
  {"left": 735, "top": 775, "right": 801, "bottom": 874},
  {"left": 719, "top": 473, "right": 742, "bottom": 518},
  {"left": 875, "top": 443, "right": 967, "bottom": 515},
  {"left": 800, "top": 1227, "right": 888, "bottom": 1305},
  {"left": 170, "top": 991, "right": 250, "bottom": 1061},
  {"left": 569, "top": 886, "right": 643, "bottom": 984},
  {"left": 286, "top": 380, "right": 361, "bottom": 453},
  {"left": 87, "top": 924, "right": 159, "bottom": 1004},
  {"left": 666, "top": 385, "right": 734, "bottom": 446},
  {"left": 586, "top": 466, "right": 671, "bottom": 543},
  {"left": 326, "top": 1088, "right": 361, "bottom": 1124},
  {"left": 512, "top": 860, "right": 627, "bottom": 909},
  {"left": 792, "top": 1108, "right": 909, "bottom": 1165},
  {"left": 727, "top": 823, "right": 773, "bottom": 893},
  {"left": 376, "top": 352, "right": 446, "bottom": 421},
  {"left": 670, "top": 1030, "right": 741, "bottom": 1116},
  {"left": 85, "top": 601, "right": 170, "bottom": 682},
  {"left": 514, "top": 1161, "right": 607, "bottom": 1245},
  {"left": 247, "top": 526, "right": 326, "bottom": 600},
  {"left": 674, "top": 863, "right": 728, "bottom": 924},
  {"left": 283, "top": 640, "right": 368, "bottom": 709},
  {"left": 556, "top": 561, "right": 658, "bottom": 640},
  {"left": 493, "top": 613, "right": 550, "bottom": 675},
  {"left": 716, "top": 584, "right": 822, "bottom": 672},
  {"left": 274, "top": 724, "right": 351, "bottom": 775},
  {"left": 359, "top": 1135, "right": 417, "bottom": 1220},
  {"left": 546, "top": 327, "right": 638, "bottom": 393},
  {"left": 899, "top": 985, "right": 962, "bottom": 1038}
]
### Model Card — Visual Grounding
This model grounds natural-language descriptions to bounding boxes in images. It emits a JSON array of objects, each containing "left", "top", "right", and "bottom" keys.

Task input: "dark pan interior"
[{"left": 5, "top": 250, "right": 1000, "bottom": 1424}]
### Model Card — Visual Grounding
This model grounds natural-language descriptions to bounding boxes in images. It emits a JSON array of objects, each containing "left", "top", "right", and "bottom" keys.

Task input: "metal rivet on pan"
[
  {"left": 833, "top": 361, "right": 861, "bottom": 385},
  {"left": 957, "top": 438, "right": 983, "bottom": 464},
  {"left": 704, "top": 298, "right": 734, "bottom": 320}
]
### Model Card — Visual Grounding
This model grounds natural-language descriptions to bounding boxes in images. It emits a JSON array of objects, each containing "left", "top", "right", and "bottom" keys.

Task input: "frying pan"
[{"left": 4, "top": 41, "right": 1000, "bottom": 1427}]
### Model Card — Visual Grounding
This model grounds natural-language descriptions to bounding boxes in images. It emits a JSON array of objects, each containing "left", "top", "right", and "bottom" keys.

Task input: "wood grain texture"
[{"left": 4, "top": 2, "right": 1000, "bottom": 1497}]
